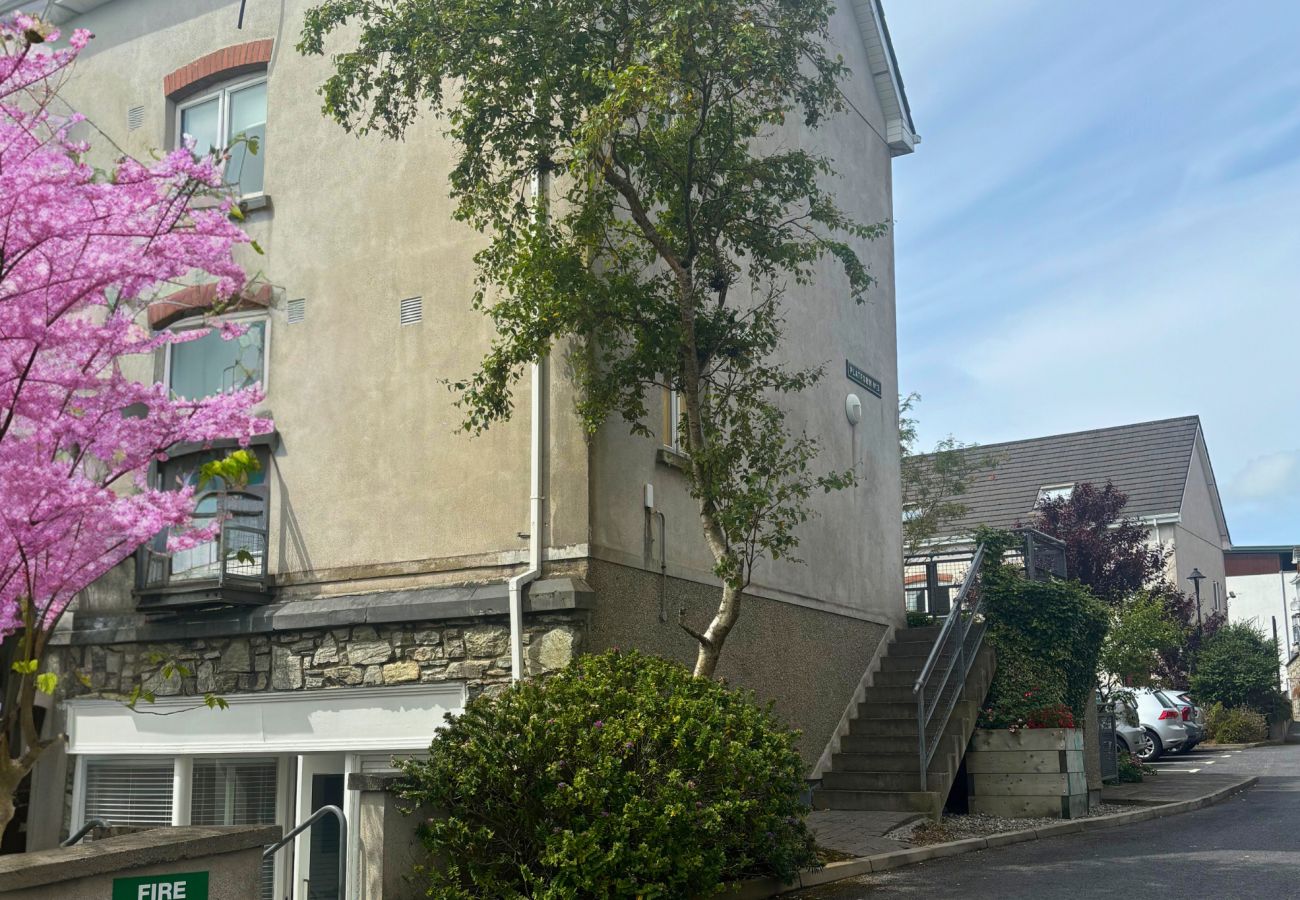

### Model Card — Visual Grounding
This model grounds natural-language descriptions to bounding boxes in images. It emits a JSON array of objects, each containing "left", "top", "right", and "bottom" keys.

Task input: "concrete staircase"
[{"left": 812, "top": 625, "right": 995, "bottom": 818}]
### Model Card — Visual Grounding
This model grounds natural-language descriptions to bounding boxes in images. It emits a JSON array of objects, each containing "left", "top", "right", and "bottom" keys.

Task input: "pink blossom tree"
[{"left": 0, "top": 18, "right": 272, "bottom": 832}]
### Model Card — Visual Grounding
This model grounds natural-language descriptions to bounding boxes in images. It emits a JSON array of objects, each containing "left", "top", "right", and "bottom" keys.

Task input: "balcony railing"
[
  {"left": 136, "top": 522, "right": 271, "bottom": 613},
  {"left": 905, "top": 527, "right": 1067, "bottom": 617}
]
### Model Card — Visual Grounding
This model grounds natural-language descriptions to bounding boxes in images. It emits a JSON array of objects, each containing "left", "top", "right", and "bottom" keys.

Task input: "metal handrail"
[
  {"left": 263, "top": 805, "right": 346, "bottom": 900},
  {"left": 912, "top": 543, "right": 987, "bottom": 791},
  {"left": 62, "top": 819, "right": 110, "bottom": 847}
]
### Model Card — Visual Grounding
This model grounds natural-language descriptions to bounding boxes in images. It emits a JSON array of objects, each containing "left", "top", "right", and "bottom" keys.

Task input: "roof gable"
[
  {"left": 850, "top": 0, "right": 918, "bottom": 156},
  {"left": 910, "top": 416, "right": 1205, "bottom": 539}
]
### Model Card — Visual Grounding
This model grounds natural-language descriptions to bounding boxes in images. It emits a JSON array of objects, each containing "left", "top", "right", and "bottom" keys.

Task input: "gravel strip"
[{"left": 886, "top": 803, "right": 1133, "bottom": 845}]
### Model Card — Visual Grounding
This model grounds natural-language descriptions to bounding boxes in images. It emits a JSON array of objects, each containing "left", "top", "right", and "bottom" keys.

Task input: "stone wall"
[
  {"left": 1290, "top": 651, "right": 1300, "bottom": 720},
  {"left": 53, "top": 613, "right": 585, "bottom": 704}
]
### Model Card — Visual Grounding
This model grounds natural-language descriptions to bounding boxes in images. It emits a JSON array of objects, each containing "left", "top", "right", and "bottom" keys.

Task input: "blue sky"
[{"left": 884, "top": 1, "right": 1300, "bottom": 546}]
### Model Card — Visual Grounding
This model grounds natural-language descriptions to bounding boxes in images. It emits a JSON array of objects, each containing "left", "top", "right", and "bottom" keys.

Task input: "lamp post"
[{"left": 1187, "top": 568, "right": 1205, "bottom": 633}]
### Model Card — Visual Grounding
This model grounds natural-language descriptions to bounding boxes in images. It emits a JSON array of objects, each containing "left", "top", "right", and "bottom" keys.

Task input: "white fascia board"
[
  {"left": 850, "top": 0, "right": 918, "bottom": 156},
  {"left": 65, "top": 683, "right": 465, "bottom": 755}
]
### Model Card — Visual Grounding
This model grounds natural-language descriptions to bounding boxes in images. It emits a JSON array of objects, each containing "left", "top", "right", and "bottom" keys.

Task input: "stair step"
[
  {"left": 823, "top": 771, "right": 924, "bottom": 792},
  {"left": 888, "top": 641, "right": 942, "bottom": 658},
  {"left": 813, "top": 789, "right": 941, "bottom": 814},
  {"left": 848, "top": 716, "right": 919, "bottom": 738},
  {"left": 892, "top": 625, "right": 946, "bottom": 644},
  {"left": 832, "top": 752, "right": 952, "bottom": 774},
  {"left": 858, "top": 700, "right": 920, "bottom": 718},
  {"left": 838, "top": 734, "right": 920, "bottom": 754},
  {"left": 864, "top": 685, "right": 922, "bottom": 703}
]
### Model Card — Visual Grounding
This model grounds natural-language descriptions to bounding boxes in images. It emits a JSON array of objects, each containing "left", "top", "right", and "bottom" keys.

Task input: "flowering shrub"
[
  {"left": 1026, "top": 703, "right": 1076, "bottom": 729},
  {"left": 396, "top": 650, "right": 816, "bottom": 898}
]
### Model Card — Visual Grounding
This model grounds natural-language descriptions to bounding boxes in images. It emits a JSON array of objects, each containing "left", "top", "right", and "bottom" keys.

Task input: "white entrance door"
[{"left": 293, "top": 754, "right": 346, "bottom": 900}]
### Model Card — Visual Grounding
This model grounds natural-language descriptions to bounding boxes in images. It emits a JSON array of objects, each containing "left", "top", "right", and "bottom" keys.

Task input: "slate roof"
[{"left": 912, "top": 416, "right": 1203, "bottom": 539}]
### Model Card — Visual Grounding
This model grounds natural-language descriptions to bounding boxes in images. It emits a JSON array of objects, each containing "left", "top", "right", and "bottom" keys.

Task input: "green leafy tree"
[
  {"left": 1191, "top": 622, "right": 1284, "bottom": 713},
  {"left": 300, "top": 0, "right": 883, "bottom": 676},
  {"left": 899, "top": 394, "right": 996, "bottom": 556},
  {"left": 1100, "top": 593, "right": 1186, "bottom": 689}
]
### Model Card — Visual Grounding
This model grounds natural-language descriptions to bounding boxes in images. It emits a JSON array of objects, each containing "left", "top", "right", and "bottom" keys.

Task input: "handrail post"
[{"left": 917, "top": 692, "right": 927, "bottom": 792}]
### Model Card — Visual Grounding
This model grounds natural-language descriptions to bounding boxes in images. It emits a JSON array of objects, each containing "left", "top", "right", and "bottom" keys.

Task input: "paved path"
[
  {"left": 794, "top": 744, "right": 1300, "bottom": 899},
  {"left": 807, "top": 811, "right": 917, "bottom": 857}
]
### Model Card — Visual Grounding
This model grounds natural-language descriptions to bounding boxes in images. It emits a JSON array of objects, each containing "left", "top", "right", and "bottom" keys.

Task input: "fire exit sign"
[{"left": 112, "top": 872, "right": 209, "bottom": 900}]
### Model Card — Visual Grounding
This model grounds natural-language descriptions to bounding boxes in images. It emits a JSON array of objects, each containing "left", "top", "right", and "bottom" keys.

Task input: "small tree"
[
  {"left": 899, "top": 394, "right": 997, "bottom": 557},
  {"left": 1191, "top": 622, "right": 1284, "bottom": 713},
  {"left": 300, "top": 0, "right": 881, "bottom": 676},
  {"left": 1032, "top": 482, "right": 1168, "bottom": 605},
  {"left": 1099, "top": 593, "right": 1186, "bottom": 690},
  {"left": 0, "top": 18, "right": 270, "bottom": 832}
]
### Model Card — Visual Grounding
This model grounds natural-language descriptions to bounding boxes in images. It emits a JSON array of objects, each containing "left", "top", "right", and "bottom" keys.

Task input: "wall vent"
[
  {"left": 286, "top": 298, "right": 306, "bottom": 324},
  {"left": 127, "top": 105, "right": 145, "bottom": 131},
  {"left": 399, "top": 296, "right": 423, "bottom": 325}
]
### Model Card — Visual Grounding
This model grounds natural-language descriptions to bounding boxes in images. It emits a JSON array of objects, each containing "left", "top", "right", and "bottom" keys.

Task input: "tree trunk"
[
  {"left": 0, "top": 756, "right": 27, "bottom": 839},
  {"left": 692, "top": 581, "right": 741, "bottom": 679}
]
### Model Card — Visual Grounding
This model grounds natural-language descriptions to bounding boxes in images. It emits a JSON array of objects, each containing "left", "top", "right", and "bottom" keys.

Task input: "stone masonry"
[{"left": 53, "top": 614, "right": 583, "bottom": 704}]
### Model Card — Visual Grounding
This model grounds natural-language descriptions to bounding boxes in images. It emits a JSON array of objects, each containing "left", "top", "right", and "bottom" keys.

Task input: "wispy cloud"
[
  {"left": 1229, "top": 452, "right": 1300, "bottom": 504},
  {"left": 884, "top": 1, "right": 1300, "bottom": 544}
]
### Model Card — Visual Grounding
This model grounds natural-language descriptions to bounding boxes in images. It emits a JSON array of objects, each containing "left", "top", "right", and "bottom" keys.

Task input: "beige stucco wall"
[
  {"left": 55, "top": 0, "right": 592, "bottom": 603},
  {"left": 52, "top": 0, "right": 904, "bottom": 628},
  {"left": 1170, "top": 435, "right": 1229, "bottom": 614},
  {"left": 589, "top": 0, "right": 904, "bottom": 627}
]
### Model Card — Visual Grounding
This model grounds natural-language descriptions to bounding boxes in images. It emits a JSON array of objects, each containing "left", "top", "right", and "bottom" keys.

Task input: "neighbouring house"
[
  {"left": 5, "top": 0, "right": 919, "bottom": 892},
  {"left": 1226, "top": 546, "right": 1300, "bottom": 696},
  {"left": 904, "top": 416, "right": 1233, "bottom": 617}
]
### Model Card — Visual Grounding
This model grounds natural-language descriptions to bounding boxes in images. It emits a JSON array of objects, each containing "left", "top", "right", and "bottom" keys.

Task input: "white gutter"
[{"left": 508, "top": 168, "right": 549, "bottom": 681}]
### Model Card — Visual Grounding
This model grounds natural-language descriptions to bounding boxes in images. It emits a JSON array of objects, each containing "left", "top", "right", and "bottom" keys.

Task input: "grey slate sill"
[
  {"left": 656, "top": 446, "right": 690, "bottom": 472},
  {"left": 239, "top": 193, "right": 272, "bottom": 214},
  {"left": 53, "top": 576, "right": 595, "bottom": 647}
]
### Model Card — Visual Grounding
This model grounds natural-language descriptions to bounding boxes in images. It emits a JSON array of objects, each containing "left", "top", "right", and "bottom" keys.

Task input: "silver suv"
[{"left": 1133, "top": 688, "right": 1190, "bottom": 761}]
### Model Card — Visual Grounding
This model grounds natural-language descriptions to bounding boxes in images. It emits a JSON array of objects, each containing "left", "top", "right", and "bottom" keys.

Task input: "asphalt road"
[{"left": 795, "top": 743, "right": 1300, "bottom": 899}]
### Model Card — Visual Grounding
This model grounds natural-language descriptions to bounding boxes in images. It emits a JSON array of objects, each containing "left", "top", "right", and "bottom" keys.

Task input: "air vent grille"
[
  {"left": 127, "top": 105, "right": 145, "bottom": 131},
  {"left": 399, "top": 296, "right": 423, "bottom": 325},
  {"left": 286, "top": 298, "right": 305, "bottom": 324}
]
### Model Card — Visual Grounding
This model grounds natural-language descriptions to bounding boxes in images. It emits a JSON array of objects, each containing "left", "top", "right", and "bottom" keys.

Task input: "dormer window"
[{"left": 1036, "top": 483, "right": 1075, "bottom": 506}]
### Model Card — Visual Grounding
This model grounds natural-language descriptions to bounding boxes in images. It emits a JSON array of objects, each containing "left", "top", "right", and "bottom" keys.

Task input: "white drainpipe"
[{"left": 508, "top": 358, "right": 545, "bottom": 681}]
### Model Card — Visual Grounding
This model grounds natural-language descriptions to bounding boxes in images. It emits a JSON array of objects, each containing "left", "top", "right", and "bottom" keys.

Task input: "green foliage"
[
  {"left": 1100, "top": 593, "right": 1186, "bottom": 689},
  {"left": 978, "top": 533, "right": 1110, "bottom": 729},
  {"left": 197, "top": 448, "right": 260, "bottom": 491},
  {"left": 300, "top": 0, "right": 883, "bottom": 673},
  {"left": 395, "top": 650, "right": 815, "bottom": 898},
  {"left": 1204, "top": 703, "right": 1268, "bottom": 744},
  {"left": 1116, "top": 753, "right": 1154, "bottom": 783},
  {"left": 1191, "top": 622, "right": 1284, "bottom": 713},
  {"left": 900, "top": 394, "right": 998, "bottom": 556},
  {"left": 905, "top": 611, "right": 935, "bottom": 628}
]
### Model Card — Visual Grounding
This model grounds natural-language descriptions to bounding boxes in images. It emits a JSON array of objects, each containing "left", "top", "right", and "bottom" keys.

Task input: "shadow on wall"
[{"left": 274, "top": 443, "right": 314, "bottom": 576}]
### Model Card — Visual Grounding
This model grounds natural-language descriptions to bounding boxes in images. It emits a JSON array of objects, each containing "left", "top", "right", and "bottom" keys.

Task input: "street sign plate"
[{"left": 846, "top": 360, "right": 882, "bottom": 398}]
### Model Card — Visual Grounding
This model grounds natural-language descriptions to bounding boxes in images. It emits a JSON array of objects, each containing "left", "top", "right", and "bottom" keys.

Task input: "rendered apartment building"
[
  {"left": 905, "top": 416, "right": 1233, "bottom": 616},
  {"left": 7, "top": 0, "right": 919, "bottom": 895}
]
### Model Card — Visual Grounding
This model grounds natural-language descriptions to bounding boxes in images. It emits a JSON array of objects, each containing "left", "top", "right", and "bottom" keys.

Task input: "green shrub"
[
  {"left": 396, "top": 650, "right": 816, "bottom": 898},
  {"left": 906, "top": 610, "right": 935, "bottom": 627},
  {"left": 1204, "top": 702, "right": 1268, "bottom": 744},
  {"left": 977, "top": 530, "right": 1110, "bottom": 729},
  {"left": 1116, "top": 753, "right": 1154, "bottom": 783},
  {"left": 1191, "top": 622, "right": 1285, "bottom": 713}
]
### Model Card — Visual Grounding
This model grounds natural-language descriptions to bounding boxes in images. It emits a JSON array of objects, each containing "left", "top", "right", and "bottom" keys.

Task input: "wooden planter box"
[{"left": 966, "top": 728, "right": 1087, "bottom": 819}]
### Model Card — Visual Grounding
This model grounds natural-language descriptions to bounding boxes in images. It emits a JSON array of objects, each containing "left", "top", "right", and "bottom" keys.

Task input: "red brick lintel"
[{"left": 164, "top": 40, "right": 273, "bottom": 99}]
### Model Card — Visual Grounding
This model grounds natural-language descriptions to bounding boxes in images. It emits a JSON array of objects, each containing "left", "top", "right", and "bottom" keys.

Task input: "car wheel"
[
  {"left": 1176, "top": 740, "right": 1195, "bottom": 755},
  {"left": 1138, "top": 728, "right": 1163, "bottom": 762},
  {"left": 1117, "top": 735, "right": 1131, "bottom": 754}
]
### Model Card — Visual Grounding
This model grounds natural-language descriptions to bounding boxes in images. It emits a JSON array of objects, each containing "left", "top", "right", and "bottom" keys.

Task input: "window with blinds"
[
  {"left": 82, "top": 758, "right": 175, "bottom": 828},
  {"left": 191, "top": 758, "right": 278, "bottom": 900}
]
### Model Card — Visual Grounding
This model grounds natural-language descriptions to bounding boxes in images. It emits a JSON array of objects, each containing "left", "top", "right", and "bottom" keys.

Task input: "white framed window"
[
  {"left": 177, "top": 75, "right": 267, "bottom": 198},
  {"left": 662, "top": 386, "right": 682, "bottom": 453},
  {"left": 1036, "top": 483, "right": 1075, "bottom": 505},
  {"left": 164, "top": 312, "right": 269, "bottom": 400}
]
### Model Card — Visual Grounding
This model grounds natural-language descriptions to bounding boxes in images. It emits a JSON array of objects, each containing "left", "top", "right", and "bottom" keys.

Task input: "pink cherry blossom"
[{"left": 0, "top": 19, "right": 273, "bottom": 637}]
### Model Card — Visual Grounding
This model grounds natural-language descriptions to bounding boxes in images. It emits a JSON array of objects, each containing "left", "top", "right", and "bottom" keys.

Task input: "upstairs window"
[
  {"left": 662, "top": 387, "right": 682, "bottom": 454},
  {"left": 178, "top": 76, "right": 267, "bottom": 197},
  {"left": 1036, "top": 483, "right": 1075, "bottom": 506},
  {"left": 167, "top": 317, "right": 267, "bottom": 400}
]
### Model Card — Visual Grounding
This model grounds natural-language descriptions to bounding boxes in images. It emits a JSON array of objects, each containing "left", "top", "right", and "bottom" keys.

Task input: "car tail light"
[
  {"left": 1158, "top": 710, "right": 1179, "bottom": 720},
  {"left": 1181, "top": 707, "right": 1191, "bottom": 721}
]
